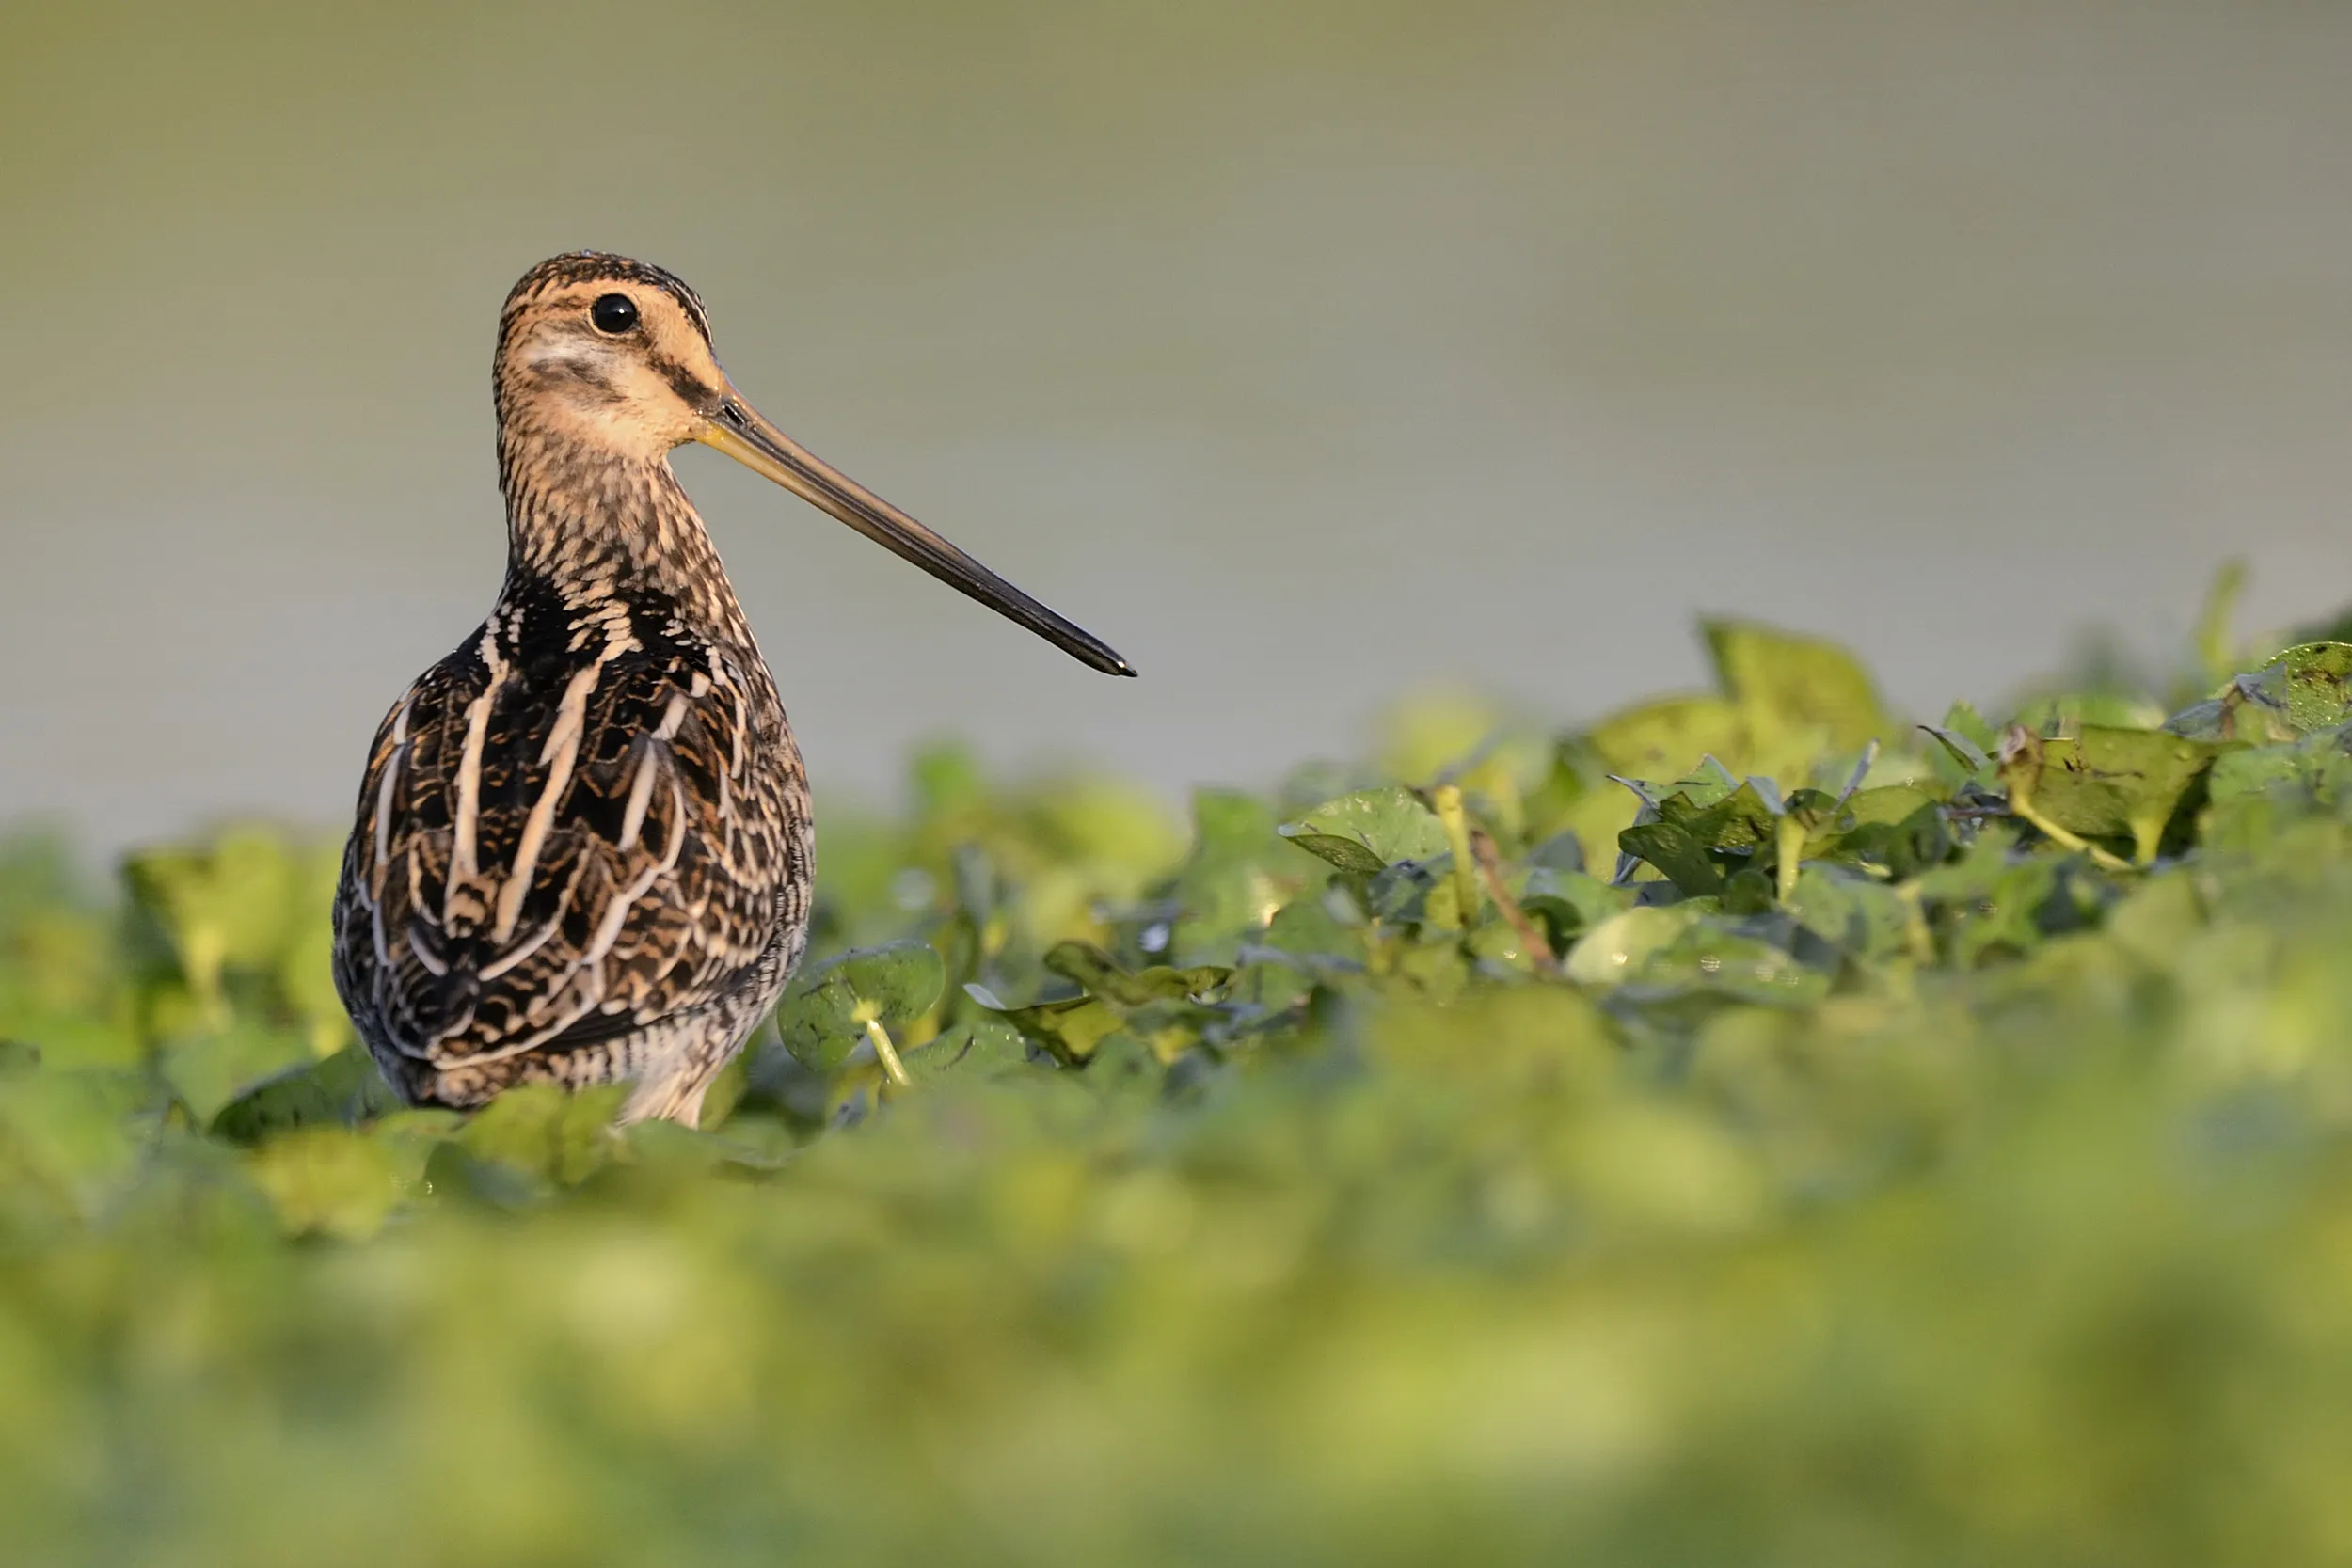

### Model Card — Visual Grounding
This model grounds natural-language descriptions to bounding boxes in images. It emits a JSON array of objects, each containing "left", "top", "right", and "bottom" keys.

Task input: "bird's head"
[
  {"left": 492, "top": 251, "right": 1133, "bottom": 676},
  {"left": 495, "top": 252, "right": 727, "bottom": 462}
]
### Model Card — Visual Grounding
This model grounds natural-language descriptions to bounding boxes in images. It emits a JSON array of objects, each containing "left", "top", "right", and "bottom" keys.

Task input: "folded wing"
[{"left": 332, "top": 613, "right": 803, "bottom": 1083}]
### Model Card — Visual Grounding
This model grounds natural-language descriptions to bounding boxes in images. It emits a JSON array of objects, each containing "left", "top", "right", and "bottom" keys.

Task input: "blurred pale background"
[{"left": 5, "top": 0, "right": 2350, "bottom": 853}]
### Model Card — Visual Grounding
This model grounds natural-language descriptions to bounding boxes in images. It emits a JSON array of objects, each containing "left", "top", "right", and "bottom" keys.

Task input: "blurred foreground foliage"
[{"left": 12, "top": 576, "right": 2352, "bottom": 1563}]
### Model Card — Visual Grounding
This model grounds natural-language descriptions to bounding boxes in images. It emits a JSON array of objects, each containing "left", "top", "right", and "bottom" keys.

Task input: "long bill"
[{"left": 695, "top": 392, "right": 1136, "bottom": 677}]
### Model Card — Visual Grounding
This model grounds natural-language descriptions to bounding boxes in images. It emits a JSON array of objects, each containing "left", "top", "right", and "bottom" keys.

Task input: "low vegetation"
[{"left": 8, "top": 571, "right": 2352, "bottom": 1564}]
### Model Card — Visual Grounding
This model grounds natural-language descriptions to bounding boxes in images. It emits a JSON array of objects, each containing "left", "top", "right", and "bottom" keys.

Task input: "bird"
[{"left": 331, "top": 252, "right": 1132, "bottom": 1127}]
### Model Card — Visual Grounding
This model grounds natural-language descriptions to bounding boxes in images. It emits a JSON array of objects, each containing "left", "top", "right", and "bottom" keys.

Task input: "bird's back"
[{"left": 332, "top": 573, "right": 810, "bottom": 1112}]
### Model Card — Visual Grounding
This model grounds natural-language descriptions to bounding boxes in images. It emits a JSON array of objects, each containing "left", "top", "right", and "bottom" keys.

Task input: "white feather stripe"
[
  {"left": 652, "top": 691, "right": 690, "bottom": 741},
  {"left": 581, "top": 772, "right": 689, "bottom": 975},
  {"left": 492, "top": 637, "right": 631, "bottom": 942},
  {"left": 725, "top": 677, "right": 748, "bottom": 779},
  {"left": 479, "top": 851, "right": 589, "bottom": 981},
  {"left": 618, "top": 740, "right": 662, "bottom": 852},
  {"left": 467, "top": 971, "right": 608, "bottom": 1063},
  {"left": 406, "top": 924, "right": 449, "bottom": 977},
  {"left": 445, "top": 628, "right": 509, "bottom": 916},
  {"left": 371, "top": 695, "right": 415, "bottom": 897},
  {"left": 476, "top": 906, "right": 562, "bottom": 982}
]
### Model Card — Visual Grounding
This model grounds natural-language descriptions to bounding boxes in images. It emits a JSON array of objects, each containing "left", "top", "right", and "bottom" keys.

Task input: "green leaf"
[
  {"left": 1785, "top": 864, "right": 1912, "bottom": 962},
  {"left": 1585, "top": 695, "right": 1745, "bottom": 779},
  {"left": 2264, "top": 641, "right": 2352, "bottom": 731},
  {"left": 1704, "top": 620, "right": 1890, "bottom": 753},
  {"left": 243, "top": 1127, "right": 404, "bottom": 1240},
  {"left": 2012, "top": 691, "right": 2169, "bottom": 735},
  {"left": 2192, "top": 559, "right": 2250, "bottom": 687},
  {"left": 0, "top": 1066, "right": 153, "bottom": 1215},
  {"left": 160, "top": 1022, "right": 314, "bottom": 1125},
  {"left": 963, "top": 983, "right": 1124, "bottom": 1066},
  {"left": 1630, "top": 920, "right": 1834, "bottom": 1006},
  {"left": 2168, "top": 642, "right": 2352, "bottom": 743},
  {"left": 1159, "top": 788, "right": 1308, "bottom": 965},
  {"left": 277, "top": 845, "right": 351, "bottom": 1054},
  {"left": 1362, "top": 853, "right": 1462, "bottom": 928},
  {"left": 1013, "top": 942, "right": 1236, "bottom": 1067},
  {"left": 2104, "top": 872, "right": 2208, "bottom": 966},
  {"left": 1915, "top": 829, "right": 2063, "bottom": 965},
  {"left": 453, "top": 1083, "right": 630, "bottom": 1193},
  {"left": 906, "top": 1016, "right": 1033, "bottom": 1082},
  {"left": 1801, "top": 787, "right": 1950, "bottom": 880},
  {"left": 1920, "top": 701, "right": 1996, "bottom": 785},
  {"left": 1616, "top": 820, "right": 1725, "bottom": 896},
  {"left": 1250, "top": 895, "right": 1363, "bottom": 970},
  {"left": 1516, "top": 867, "right": 1626, "bottom": 948},
  {"left": 2203, "top": 741, "right": 2313, "bottom": 808},
  {"left": 1657, "top": 779, "right": 1781, "bottom": 852},
  {"left": 772, "top": 940, "right": 946, "bottom": 1073},
  {"left": 1041, "top": 942, "right": 1231, "bottom": 1008},
  {"left": 1564, "top": 904, "right": 1707, "bottom": 988},
  {"left": 121, "top": 827, "right": 305, "bottom": 1008},
  {"left": 2000, "top": 725, "right": 2227, "bottom": 863},
  {"left": 1277, "top": 786, "right": 1450, "bottom": 874},
  {"left": 2203, "top": 726, "right": 2352, "bottom": 818},
  {"left": 211, "top": 1046, "right": 404, "bottom": 1145}
]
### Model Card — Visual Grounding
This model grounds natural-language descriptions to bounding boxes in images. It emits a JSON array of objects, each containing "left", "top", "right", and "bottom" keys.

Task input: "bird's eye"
[{"left": 590, "top": 293, "right": 640, "bottom": 334}]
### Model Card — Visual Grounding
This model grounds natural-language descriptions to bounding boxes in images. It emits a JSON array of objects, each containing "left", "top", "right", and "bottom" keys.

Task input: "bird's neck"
[{"left": 496, "top": 431, "right": 752, "bottom": 641}]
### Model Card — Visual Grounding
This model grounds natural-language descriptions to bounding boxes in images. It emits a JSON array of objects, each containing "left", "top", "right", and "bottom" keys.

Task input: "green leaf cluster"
[{"left": 15, "top": 594, "right": 2352, "bottom": 1562}]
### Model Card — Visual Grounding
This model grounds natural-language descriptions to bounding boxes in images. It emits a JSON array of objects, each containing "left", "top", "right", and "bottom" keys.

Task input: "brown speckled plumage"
[{"left": 333, "top": 252, "right": 1131, "bottom": 1126}]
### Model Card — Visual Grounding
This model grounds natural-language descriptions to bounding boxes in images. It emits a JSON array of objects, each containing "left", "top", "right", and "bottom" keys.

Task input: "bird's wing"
[{"left": 332, "top": 615, "right": 805, "bottom": 1076}]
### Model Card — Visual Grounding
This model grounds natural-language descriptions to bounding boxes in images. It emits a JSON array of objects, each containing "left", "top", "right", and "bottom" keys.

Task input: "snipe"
[{"left": 331, "top": 252, "right": 1131, "bottom": 1126}]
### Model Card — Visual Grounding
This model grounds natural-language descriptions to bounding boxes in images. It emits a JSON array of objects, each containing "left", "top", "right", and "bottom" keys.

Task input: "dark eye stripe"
[{"left": 652, "top": 356, "right": 720, "bottom": 411}]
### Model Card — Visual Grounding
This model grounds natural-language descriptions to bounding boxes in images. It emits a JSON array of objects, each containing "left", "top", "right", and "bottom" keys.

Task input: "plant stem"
[
  {"left": 865, "top": 1017, "right": 911, "bottom": 1086},
  {"left": 1774, "top": 814, "right": 1806, "bottom": 906},
  {"left": 1470, "top": 827, "right": 1557, "bottom": 973},
  {"left": 1431, "top": 784, "right": 1482, "bottom": 929}
]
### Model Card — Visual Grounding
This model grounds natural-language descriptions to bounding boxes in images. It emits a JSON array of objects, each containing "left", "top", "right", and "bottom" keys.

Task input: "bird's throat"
[{"left": 498, "top": 435, "right": 746, "bottom": 634}]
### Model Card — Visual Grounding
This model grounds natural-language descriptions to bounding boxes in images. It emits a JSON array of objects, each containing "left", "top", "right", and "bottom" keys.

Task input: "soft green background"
[{"left": 5, "top": 1, "right": 2352, "bottom": 851}]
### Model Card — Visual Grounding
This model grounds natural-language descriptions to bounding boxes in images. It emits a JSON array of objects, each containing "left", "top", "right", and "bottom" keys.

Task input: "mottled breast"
[{"left": 331, "top": 578, "right": 810, "bottom": 1094}]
